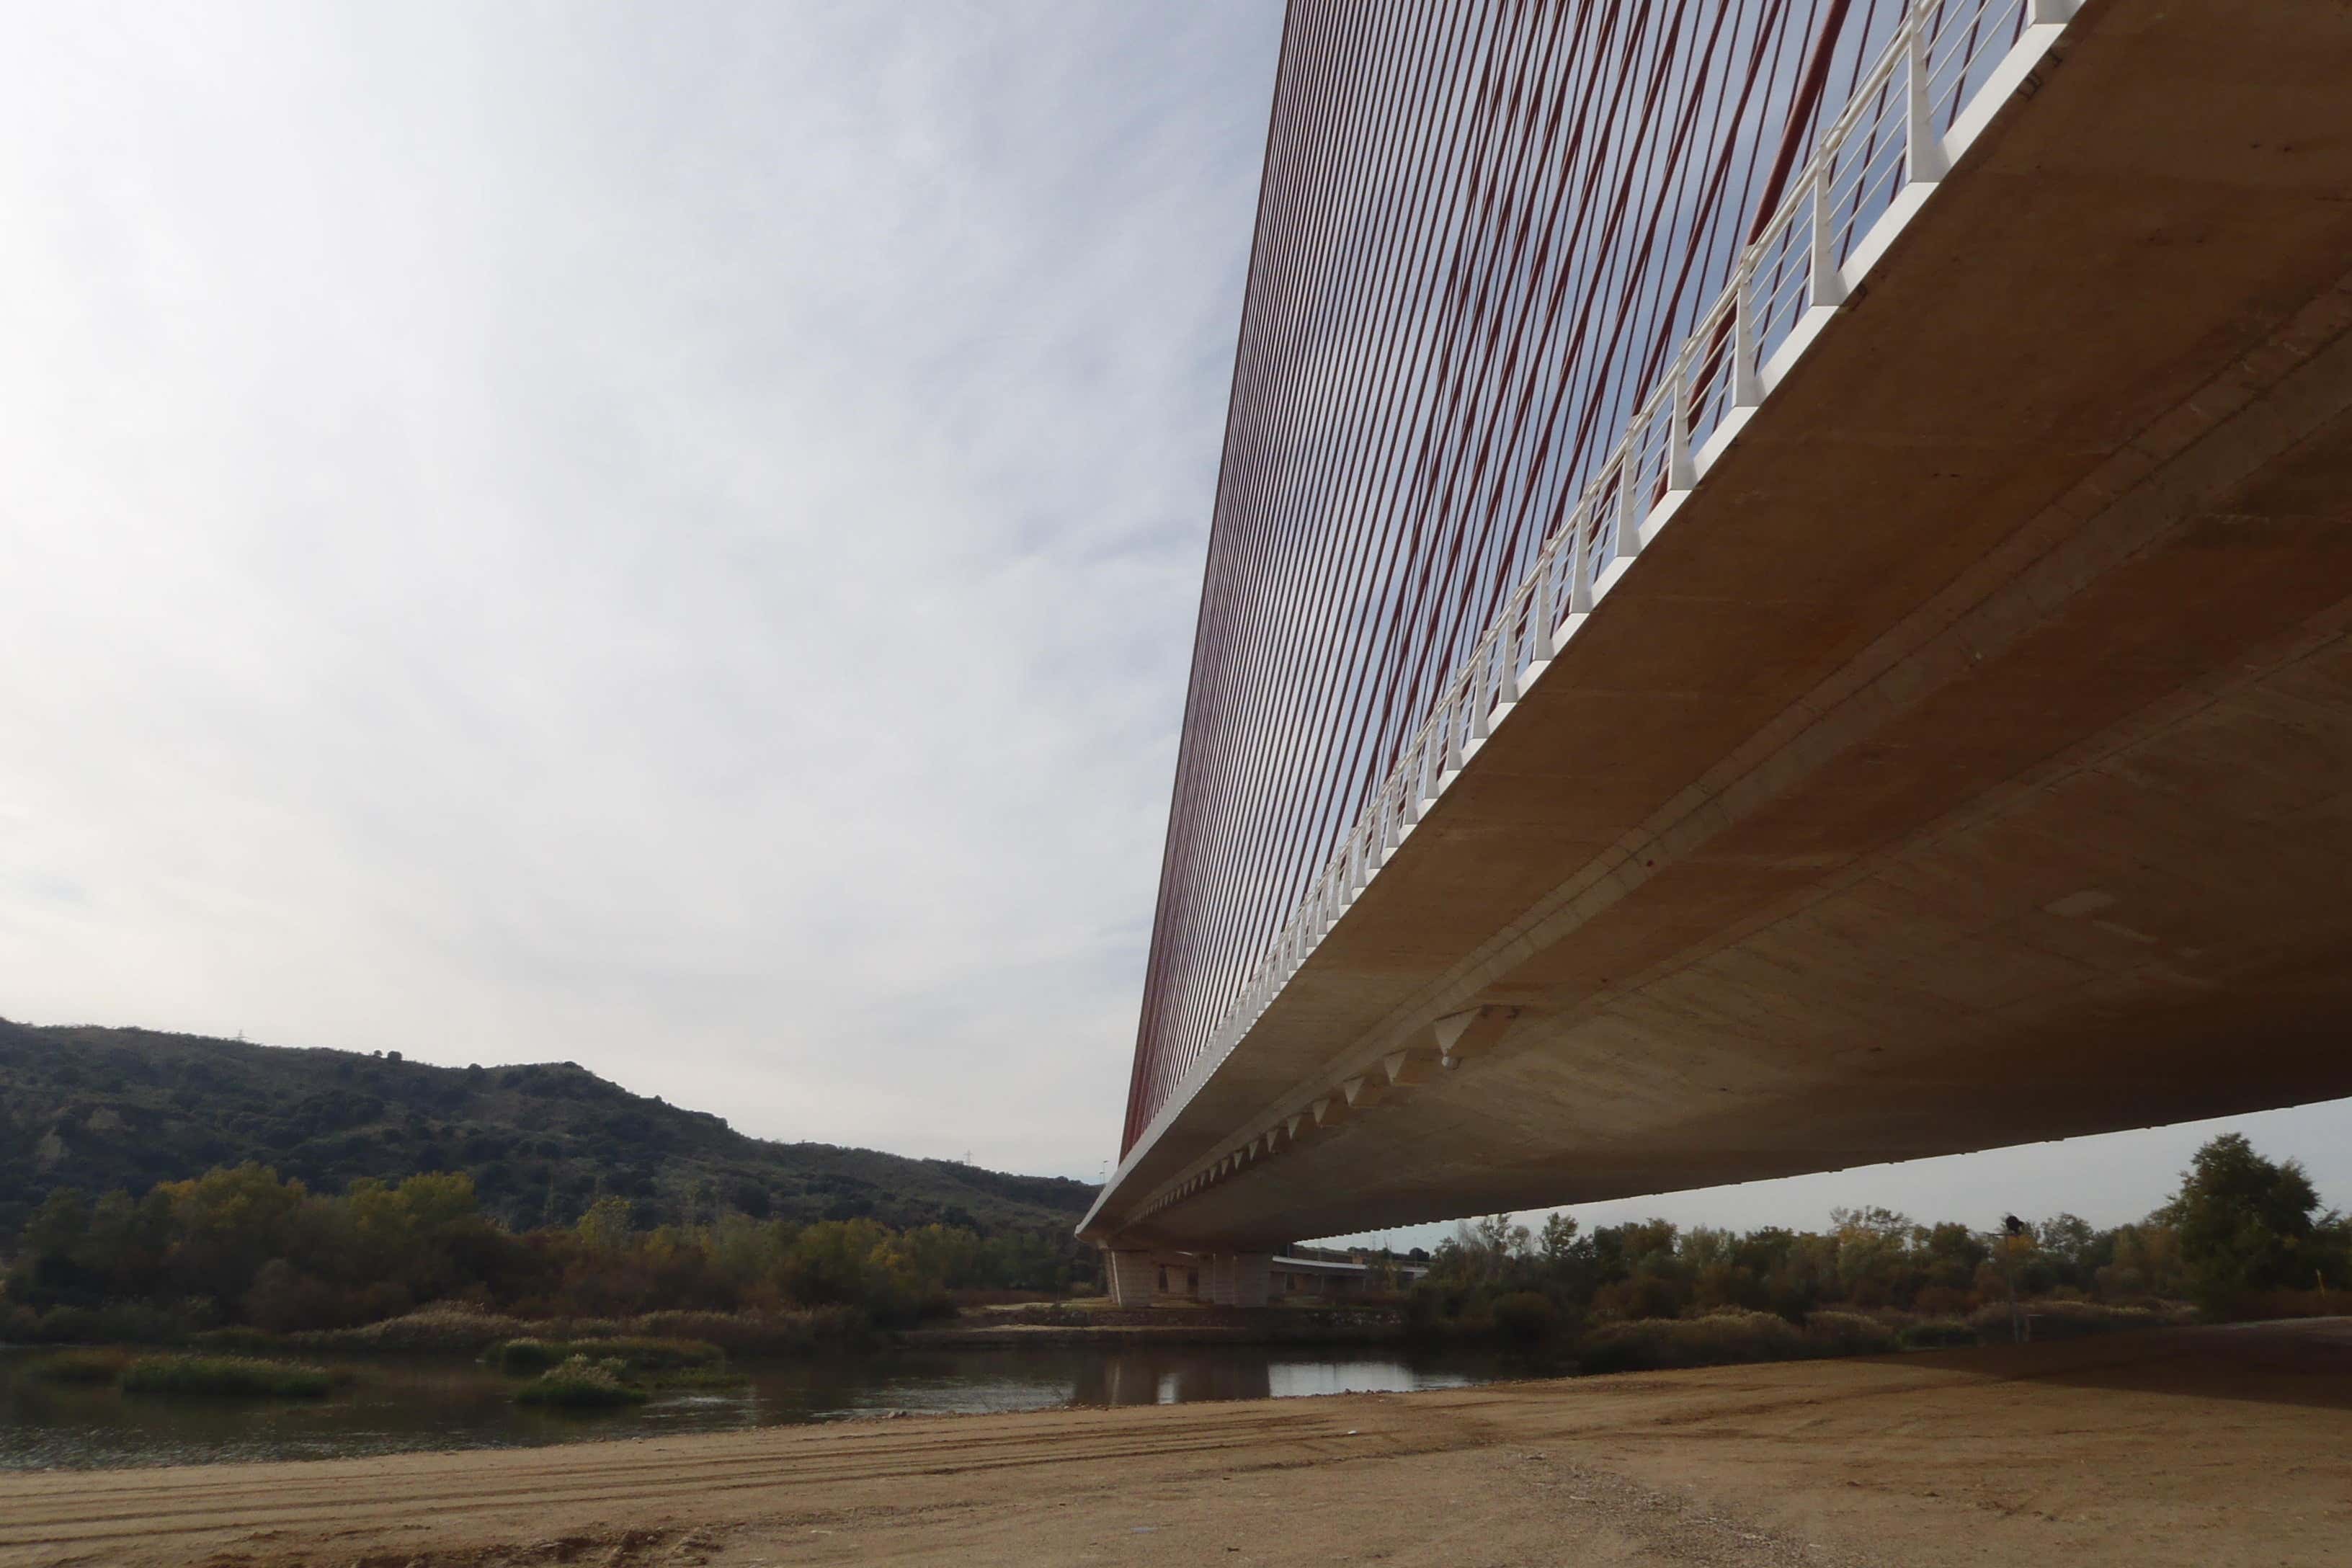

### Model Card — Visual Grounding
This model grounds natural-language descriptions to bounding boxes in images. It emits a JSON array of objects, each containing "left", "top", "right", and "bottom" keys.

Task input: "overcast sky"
[{"left": 3, "top": 3, "right": 2344, "bottom": 1242}]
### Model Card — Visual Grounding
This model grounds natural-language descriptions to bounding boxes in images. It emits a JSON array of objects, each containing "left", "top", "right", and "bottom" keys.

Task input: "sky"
[
  {"left": 1, "top": 2, "right": 2346, "bottom": 1242},
  {"left": 1334, "top": 1097, "right": 2352, "bottom": 1257}
]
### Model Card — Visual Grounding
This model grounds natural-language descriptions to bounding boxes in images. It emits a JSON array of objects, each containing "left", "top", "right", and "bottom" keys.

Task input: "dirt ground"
[{"left": 2, "top": 1319, "right": 2346, "bottom": 1568}]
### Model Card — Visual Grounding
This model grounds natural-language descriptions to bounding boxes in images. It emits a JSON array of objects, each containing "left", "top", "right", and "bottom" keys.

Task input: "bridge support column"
[
  {"left": 1208, "top": 1252, "right": 1272, "bottom": 1308},
  {"left": 1104, "top": 1249, "right": 1156, "bottom": 1306}
]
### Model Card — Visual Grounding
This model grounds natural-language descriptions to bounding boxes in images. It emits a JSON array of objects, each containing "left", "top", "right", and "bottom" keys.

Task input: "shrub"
[
  {"left": 486, "top": 1335, "right": 722, "bottom": 1375},
  {"left": 90, "top": 1302, "right": 190, "bottom": 1345},
  {"left": 2024, "top": 1300, "right": 2168, "bottom": 1339},
  {"left": 242, "top": 1259, "right": 350, "bottom": 1335},
  {"left": 25, "top": 1348, "right": 130, "bottom": 1385},
  {"left": 32, "top": 1306, "right": 100, "bottom": 1344},
  {"left": 569, "top": 1335, "right": 723, "bottom": 1371},
  {"left": 1898, "top": 1317, "right": 1979, "bottom": 1350},
  {"left": 949, "top": 1288, "right": 1057, "bottom": 1309},
  {"left": 514, "top": 1355, "right": 649, "bottom": 1409},
  {"left": 120, "top": 1355, "right": 333, "bottom": 1399},
  {"left": 485, "top": 1337, "right": 570, "bottom": 1374},
  {"left": 0, "top": 1303, "right": 39, "bottom": 1345},
  {"left": 1402, "top": 1280, "right": 1462, "bottom": 1337},
  {"left": 2233, "top": 1288, "right": 2343, "bottom": 1321},
  {"left": 1968, "top": 1298, "right": 2169, "bottom": 1342},
  {"left": 1803, "top": 1310, "right": 1900, "bottom": 1356},
  {"left": 1491, "top": 1291, "right": 1559, "bottom": 1345},
  {"left": 1591, "top": 1275, "right": 1685, "bottom": 1322},
  {"left": 1578, "top": 1310, "right": 1807, "bottom": 1374},
  {"left": 292, "top": 1305, "right": 526, "bottom": 1353},
  {"left": 1, "top": 1301, "right": 195, "bottom": 1348},
  {"left": 632, "top": 1308, "right": 870, "bottom": 1355}
]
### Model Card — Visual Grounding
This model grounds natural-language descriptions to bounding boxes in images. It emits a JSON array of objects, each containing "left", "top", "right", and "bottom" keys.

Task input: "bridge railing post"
[
  {"left": 1808, "top": 158, "right": 1847, "bottom": 308},
  {"left": 1732, "top": 259, "right": 1763, "bottom": 409},
  {"left": 1616, "top": 448, "right": 1642, "bottom": 562},
  {"left": 1471, "top": 642, "right": 1496, "bottom": 741},
  {"left": 1905, "top": 5, "right": 1949, "bottom": 184},
  {"left": 1568, "top": 500, "right": 1597, "bottom": 614},
  {"left": 1530, "top": 543, "right": 1556, "bottom": 663},
  {"left": 1667, "top": 352, "right": 1695, "bottom": 492}
]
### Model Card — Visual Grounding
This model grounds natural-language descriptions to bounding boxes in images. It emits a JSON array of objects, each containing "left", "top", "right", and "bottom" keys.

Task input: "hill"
[{"left": 0, "top": 1017, "right": 1096, "bottom": 1242}]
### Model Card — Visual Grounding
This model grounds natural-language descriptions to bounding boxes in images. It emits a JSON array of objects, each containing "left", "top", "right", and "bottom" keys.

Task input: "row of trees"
[
  {"left": 1410, "top": 1135, "right": 2348, "bottom": 1332},
  {"left": 7, "top": 1134, "right": 2340, "bottom": 1345},
  {"left": 3, "top": 1163, "right": 1077, "bottom": 1337}
]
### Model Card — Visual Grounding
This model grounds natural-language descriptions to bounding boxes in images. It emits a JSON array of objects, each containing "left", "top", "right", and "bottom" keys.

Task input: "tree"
[
  {"left": 396, "top": 1171, "right": 479, "bottom": 1232},
  {"left": 2099, "top": 1220, "right": 2184, "bottom": 1298},
  {"left": 2164, "top": 1133, "right": 2322, "bottom": 1314},
  {"left": 575, "top": 1194, "right": 637, "bottom": 1253},
  {"left": 2036, "top": 1213, "right": 2101, "bottom": 1291},
  {"left": 1919, "top": 1222, "right": 1990, "bottom": 1292},
  {"left": 1461, "top": 1213, "right": 1529, "bottom": 1283},
  {"left": 158, "top": 1163, "right": 308, "bottom": 1306},
  {"left": 6, "top": 1189, "right": 100, "bottom": 1307}
]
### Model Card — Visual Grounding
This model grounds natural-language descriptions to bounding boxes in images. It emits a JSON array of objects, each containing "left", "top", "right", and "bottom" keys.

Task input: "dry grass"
[
  {"left": 22, "top": 1348, "right": 132, "bottom": 1384},
  {"left": 283, "top": 1304, "right": 863, "bottom": 1358},
  {"left": 486, "top": 1336, "right": 723, "bottom": 1375},
  {"left": 290, "top": 1305, "right": 530, "bottom": 1353},
  {"left": 120, "top": 1354, "right": 335, "bottom": 1399}
]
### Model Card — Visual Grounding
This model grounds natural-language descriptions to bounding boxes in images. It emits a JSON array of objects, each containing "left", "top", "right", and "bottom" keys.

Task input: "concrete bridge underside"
[{"left": 1087, "top": 1, "right": 2352, "bottom": 1252}]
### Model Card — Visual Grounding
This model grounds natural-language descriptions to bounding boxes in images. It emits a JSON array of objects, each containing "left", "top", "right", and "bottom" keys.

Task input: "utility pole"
[{"left": 2000, "top": 1214, "right": 2028, "bottom": 1344}]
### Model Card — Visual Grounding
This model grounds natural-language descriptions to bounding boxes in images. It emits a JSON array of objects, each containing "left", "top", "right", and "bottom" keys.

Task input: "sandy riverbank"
[{"left": 2, "top": 1318, "right": 2345, "bottom": 1567}]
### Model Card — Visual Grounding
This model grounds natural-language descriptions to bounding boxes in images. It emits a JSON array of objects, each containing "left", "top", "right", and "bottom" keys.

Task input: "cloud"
[{"left": 0, "top": 0, "right": 1280, "bottom": 1178}]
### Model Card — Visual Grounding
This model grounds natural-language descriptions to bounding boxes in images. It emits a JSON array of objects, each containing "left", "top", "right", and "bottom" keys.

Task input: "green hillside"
[{"left": 0, "top": 1017, "right": 1095, "bottom": 1242}]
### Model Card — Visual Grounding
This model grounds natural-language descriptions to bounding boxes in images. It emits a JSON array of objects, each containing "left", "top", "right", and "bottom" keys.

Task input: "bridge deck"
[{"left": 1089, "top": 0, "right": 2352, "bottom": 1247}]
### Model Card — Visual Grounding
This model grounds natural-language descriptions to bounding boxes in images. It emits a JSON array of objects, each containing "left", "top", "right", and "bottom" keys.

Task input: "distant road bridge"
[{"left": 1082, "top": 0, "right": 2352, "bottom": 1302}]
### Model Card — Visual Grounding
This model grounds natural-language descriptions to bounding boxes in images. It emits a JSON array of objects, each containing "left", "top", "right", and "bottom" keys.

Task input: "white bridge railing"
[{"left": 1133, "top": 0, "right": 2082, "bottom": 1198}]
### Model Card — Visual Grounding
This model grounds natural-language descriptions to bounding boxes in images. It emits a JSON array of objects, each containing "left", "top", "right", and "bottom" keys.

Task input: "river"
[{"left": 0, "top": 1343, "right": 1530, "bottom": 1471}]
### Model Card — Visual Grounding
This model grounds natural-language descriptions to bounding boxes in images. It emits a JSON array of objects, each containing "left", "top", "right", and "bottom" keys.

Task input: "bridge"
[{"left": 1081, "top": 0, "right": 2352, "bottom": 1304}]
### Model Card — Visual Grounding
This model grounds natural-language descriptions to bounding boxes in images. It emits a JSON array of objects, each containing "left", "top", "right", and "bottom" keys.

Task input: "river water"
[{"left": 0, "top": 1344, "right": 1524, "bottom": 1471}]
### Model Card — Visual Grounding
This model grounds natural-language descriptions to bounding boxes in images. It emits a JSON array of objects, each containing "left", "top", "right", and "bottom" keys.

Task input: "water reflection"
[
  {"left": 1072, "top": 1350, "right": 1479, "bottom": 1405},
  {"left": 1085, "top": 1352, "right": 1270, "bottom": 1405},
  {"left": 0, "top": 1345, "right": 1505, "bottom": 1471}
]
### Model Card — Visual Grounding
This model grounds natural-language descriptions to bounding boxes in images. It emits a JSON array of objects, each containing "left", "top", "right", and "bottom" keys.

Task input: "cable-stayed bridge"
[{"left": 1082, "top": 0, "right": 2352, "bottom": 1304}]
